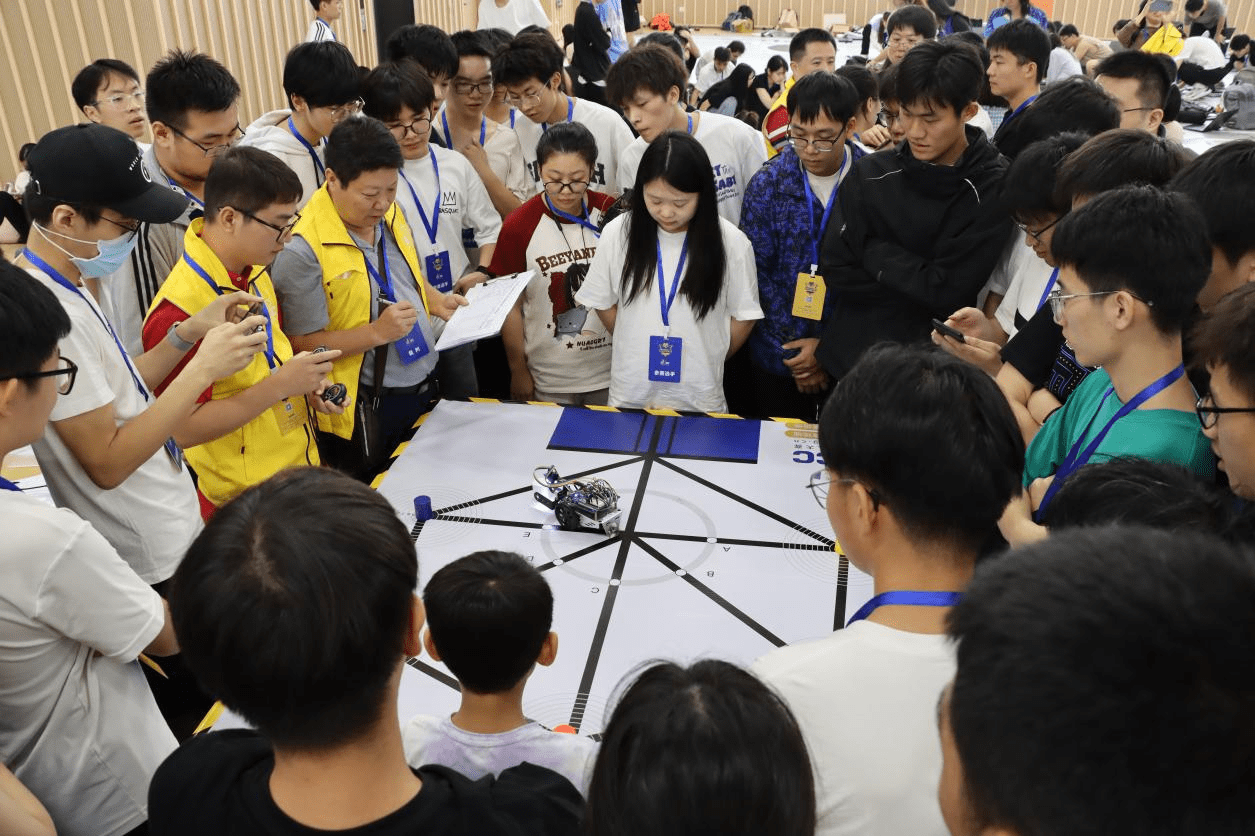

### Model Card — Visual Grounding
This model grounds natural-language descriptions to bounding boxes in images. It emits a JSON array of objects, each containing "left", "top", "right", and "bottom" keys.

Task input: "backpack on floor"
[
  {"left": 776, "top": 8, "right": 799, "bottom": 31},
  {"left": 1222, "top": 82, "right": 1255, "bottom": 130},
  {"left": 721, "top": 10, "right": 742, "bottom": 30}
]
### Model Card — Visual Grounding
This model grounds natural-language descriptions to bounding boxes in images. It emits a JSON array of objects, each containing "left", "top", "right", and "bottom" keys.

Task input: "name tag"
[
  {"left": 397, "top": 322, "right": 432, "bottom": 365},
  {"left": 163, "top": 438, "right": 184, "bottom": 470},
  {"left": 648, "top": 336, "right": 683, "bottom": 382},
  {"left": 271, "top": 397, "right": 309, "bottom": 435},
  {"left": 792, "top": 272, "right": 826, "bottom": 320},
  {"left": 425, "top": 251, "right": 453, "bottom": 293}
]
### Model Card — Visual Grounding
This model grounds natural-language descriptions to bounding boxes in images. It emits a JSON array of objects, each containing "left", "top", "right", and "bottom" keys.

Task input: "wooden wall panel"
[{"left": 0, "top": 0, "right": 377, "bottom": 185}]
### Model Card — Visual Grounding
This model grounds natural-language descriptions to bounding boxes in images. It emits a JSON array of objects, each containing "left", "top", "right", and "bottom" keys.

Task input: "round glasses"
[
  {"left": 387, "top": 114, "right": 433, "bottom": 139},
  {"left": 543, "top": 179, "right": 590, "bottom": 195}
]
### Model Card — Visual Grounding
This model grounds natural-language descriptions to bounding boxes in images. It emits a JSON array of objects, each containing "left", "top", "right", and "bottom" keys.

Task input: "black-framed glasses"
[
  {"left": 877, "top": 109, "right": 900, "bottom": 127},
  {"left": 1195, "top": 393, "right": 1255, "bottom": 429},
  {"left": 170, "top": 122, "right": 243, "bottom": 158},
  {"left": 452, "top": 79, "right": 494, "bottom": 96},
  {"left": 102, "top": 215, "right": 141, "bottom": 235},
  {"left": 806, "top": 470, "right": 882, "bottom": 509},
  {"left": 542, "top": 179, "right": 590, "bottom": 195},
  {"left": 327, "top": 98, "right": 365, "bottom": 122},
  {"left": 233, "top": 207, "right": 301, "bottom": 242},
  {"left": 92, "top": 90, "right": 146, "bottom": 109},
  {"left": 1013, "top": 213, "right": 1065, "bottom": 241},
  {"left": 386, "top": 114, "right": 432, "bottom": 139},
  {"left": 1046, "top": 287, "right": 1152, "bottom": 323},
  {"left": 788, "top": 136, "right": 840, "bottom": 153},
  {"left": 6, "top": 355, "right": 77, "bottom": 395}
]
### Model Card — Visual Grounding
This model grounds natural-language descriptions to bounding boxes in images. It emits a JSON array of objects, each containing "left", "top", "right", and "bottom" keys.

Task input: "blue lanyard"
[
  {"left": 655, "top": 236, "right": 689, "bottom": 329},
  {"left": 0, "top": 476, "right": 20, "bottom": 492},
  {"left": 362, "top": 222, "right": 396, "bottom": 301},
  {"left": 799, "top": 145, "right": 855, "bottom": 269},
  {"left": 23, "top": 249, "right": 150, "bottom": 401},
  {"left": 164, "top": 173, "right": 203, "bottom": 212},
  {"left": 846, "top": 590, "right": 963, "bottom": 627},
  {"left": 1036, "top": 267, "right": 1060, "bottom": 313},
  {"left": 509, "top": 108, "right": 517, "bottom": 129},
  {"left": 441, "top": 112, "right": 486, "bottom": 149},
  {"left": 399, "top": 152, "right": 441, "bottom": 246},
  {"left": 1002, "top": 94, "right": 1038, "bottom": 127},
  {"left": 542, "top": 98, "right": 576, "bottom": 133},
  {"left": 1038, "top": 364, "right": 1186, "bottom": 515},
  {"left": 543, "top": 195, "right": 601, "bottom": 236},
  {"left": 181, "top": 252, "right": 277, "bottom": 369},
  {"left": 686, "top": 113, "right": 694, "bottom": 134},
  {"left": 286, "top": 117, "right": 325, "bottom": 185}
]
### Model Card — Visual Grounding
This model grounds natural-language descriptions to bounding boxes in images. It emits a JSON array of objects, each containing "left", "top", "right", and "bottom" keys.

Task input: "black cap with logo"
[{"left": 26, "top": 124, "right": 190, "bottom": 224}]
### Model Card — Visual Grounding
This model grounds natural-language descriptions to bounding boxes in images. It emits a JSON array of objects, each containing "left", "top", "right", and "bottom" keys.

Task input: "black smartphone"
[{"left": 931, "top": 318, "right": 966, "bottom": 343}]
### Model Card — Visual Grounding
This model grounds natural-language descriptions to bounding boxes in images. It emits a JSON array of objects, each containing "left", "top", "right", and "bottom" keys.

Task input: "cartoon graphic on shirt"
[{"left": 550, "top": 262, "right": 593, "bottom": 338}]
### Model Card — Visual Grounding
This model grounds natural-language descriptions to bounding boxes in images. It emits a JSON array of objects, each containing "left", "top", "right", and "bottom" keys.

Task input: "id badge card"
[
  {"left": 271, "top": 397, "right": 309, "bottom": 436},
  {"left": 397, "top": 321, "right": 432, "bottom": 365},
  {"left": 163, "top": 437, "right": 184, "bottom": 470},
  {"left": 425, "top": 251, "right": 453, "bottom": 293},
  {"left": 792, "top": 272, "right": 826, "bottom": 320},
  {"left": 648, "top": 335, "right": 683, "bottom": 382}
]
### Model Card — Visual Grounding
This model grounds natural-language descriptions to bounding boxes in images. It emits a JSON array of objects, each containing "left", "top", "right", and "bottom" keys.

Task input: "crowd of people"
[{"left": 2, "top": 0, "right": 1255, "bottom": 833}]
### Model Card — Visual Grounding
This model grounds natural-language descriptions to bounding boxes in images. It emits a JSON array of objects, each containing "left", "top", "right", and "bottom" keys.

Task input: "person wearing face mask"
[{"left": 17, "top": 123, "right": 268, "bottom": 588}]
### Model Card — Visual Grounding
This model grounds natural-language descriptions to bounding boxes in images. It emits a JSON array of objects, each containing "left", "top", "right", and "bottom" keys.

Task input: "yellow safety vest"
[{"left": 147, "top": 219, "right": 319, "bottom": 507}]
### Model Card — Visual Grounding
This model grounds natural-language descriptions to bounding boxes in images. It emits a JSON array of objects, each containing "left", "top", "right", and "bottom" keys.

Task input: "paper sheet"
[{"left": 434, "top": 271, "right": 533, "bottom": 352}]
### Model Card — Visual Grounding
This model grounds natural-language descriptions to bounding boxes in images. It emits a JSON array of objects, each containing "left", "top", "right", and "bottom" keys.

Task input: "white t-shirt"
[
  {"left": 395, "top": 146, "right": 502, "bottom": 292},
  {"left": 694, "top": 61, "right": 730, "bottom": 95},
  {"left": 993, "top": 247, "right": 1057, "bottom": 338},
  {"left": 752, "top": 621, "right": 955, "bottom": 836},
  {"left": 478, "top": 0, "right": 550, "bottom": 34},
  {"left": 0, "top": 492, "right": 176, "bottom": 836},
  {"left": 305, "top": 16, "right": 336, "bottom": 42},
  {"left": 512, "top": 97, "right": 635, "bottom": 196},
  {"left": 1045, "top": 47, "right": 1084, "bottom": 84},
  {"left": 403, "top": 714, "right": 599, "bottom": 796},
  {"left": 806, "top": 169, "right": 841, "bottom": 206},
  {"left": 618, "top": 110, "right": 769, "bottom": 225},
  {"left": 1178, "top": 35, "right": 1227, "bottom": 69},
  {"left": 437, "top": 107, "right": 535, "bottom": 203},
  {"left": 239, "top": 110, "right": 325, "bottom": 207},
  {"left": 575, "top": 215, "right": 763, "bottom": 411},
  {"left": 27, "top": 265, "right": 202, "bottom": 584}
]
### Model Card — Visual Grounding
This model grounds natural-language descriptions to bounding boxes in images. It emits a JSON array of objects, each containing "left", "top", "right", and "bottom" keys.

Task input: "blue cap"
[{"left": 414, "top": 494, "right": 434, "bottom": 521}]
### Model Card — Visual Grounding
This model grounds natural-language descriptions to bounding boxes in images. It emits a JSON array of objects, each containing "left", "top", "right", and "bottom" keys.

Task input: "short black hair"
[
  {"left": 877, "top": 61, "right": 901, "bottom": 102},
  {"left": 1045, "top": 457, "right": 1230, "bottom": 531},
  {"left": 606, "top": 44, "right": 688, "bottom": 106},
  {"left": 423, "top": 551, "right": 553, "bottom": 694},
  {"left": 1192, "top": 283, "right": 1255, "bottom": 403},
  {"left": 1185, "top": 0, "right": 1206, "bottom": 11},
  {"left": 1051, "top": 185, "right": 1211, "bottom": 333},
  {"left": 282, "top": 41, "right": 360, "bottom": 110},
  {"left": 450, "top": 29, "right": 493, "bottom": 60},
  {"left": 638, "top": 31, "right": 685, "bottom": 62},
  {"left": 71, "top": 58, "right": 140, "bottom": 110},
  {"left": 788, "top": 71, "right": 861, "bottom": 126},
  {"left": 819, "top": 344, "right": 1024, "bottom": 553},
  {"left": 788, "top": 28, "right": 836, "bottom": 62},
  {"left": 1054, "top": 128, "right": 1189, "bottom": 205},
  {"left": 1170, "top": 140, "right": 1255, "bottom": 269},
  {"left": 146, "top": 49, "right": 240, "bottom": 132},
  {"left": 203, "top": 146, "right": 303, "bottom": 220},
  {"left": 994, "top": 76, "right": 1120, "bottom": 160},
  {"left": 170, "top": 468, "right": 418, "bottom": 749},
  {"left": 947, "top": 526, "right": 1255, "bottom": 836},
  {"left": 361, "top": 60, "right": 435, "bottom": 124},
  {"left": 385, "top": 24, "right": 459, "bottom": 80},
  {"left": 478, "top": 27, "right": 514, "bottom": 56},
  {"left": 493, "top": 31, "right": 565, "bottom": 87},
  {"left": 987, "top": 18, "right": 1052, "bottom": 83},
  {"left": 536, "top": 120, "right": 599, "bottom": 169},
  {"left": 0, "top": 262, "right": 71, "bottom": 388},
  {"left": 1095, "top": 50, "right": 1172, "bottom": 110},
  {"left": 834, "top": 63, "right": 878, "bottom": 108},
  {"left": 586, "top": 660, "right": 817, "bottom": 836},
  {"left": 1059, "top": 23, "right": 1080, "bottom": 37},
  {"left": 728, "top": 40, "right": 746, "bottom": 54},
  {"left": 713, "top": 46, "right": 731, "bottom": 63},
  {"left": 1001, "top": 132, "right": 1088, "bottom": 221},
  {"left": 1231, "top": 33, "right": 1251, "bottom": 52},
  {"left": 22, "top": 184, "right": 105, "bottom": 227},
  {"left": 894, "top": 39, "right": 983, "bottom": 115},
  {"left": 886, "top": 5, "right": 939, "bottom": 39},
  {"left": 324, "top": 116, "right": 403, "bottom": 186}
]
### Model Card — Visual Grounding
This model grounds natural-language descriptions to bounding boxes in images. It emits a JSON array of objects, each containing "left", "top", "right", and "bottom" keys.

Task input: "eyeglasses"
[
  {"left": 1122, "top": 106, "right": 1157, "bottom": 114},
  {"left": 1195, "top": 392, "right": 1255, "bottom": 429},
  {"left": 877, "top": 109, "right": 900, "bottom": 127},
  {"left": 452, "top": 79, "right": 494, "bottom": 96},
  {"left": 92, "top": 90, "right": 145, "bottom": 109},
  {"left": 1046, "top": 287, "right": 1152, "bottom": 323},
  {"left": 888, "top": 35, "right": 923, "bottom": 48},
  {"left": 806, "top": 470, "right": 882, "bottom": 509},
  {"left": 788, "top": 136, "right": 840, "bottom": 153},
  {"left": 170, "top": 123, "right": 243, "bottom": 158},
  {"left": 386, "top": 114, "right": 432, "bottom": 139},
  {"left": 6, "top": 355, "right": 78, "bottom": 395},
  {"left": 503, "top": 89, "right": 543, "bottom": 108},
  {"left": 1013, "top": 213, "right": 1065, "bottom": 241},
  {"left": 102, "top": 215, "right": 141, "bottom": 235},
  {"left": 542, "top": 179, "right": 590, "bottom": 195},
  {"left": 233, "top": 207, "right": 301, "bottom": 242},
  {"left": 326, "top": 98, "right": 365, "bottom": 122}
]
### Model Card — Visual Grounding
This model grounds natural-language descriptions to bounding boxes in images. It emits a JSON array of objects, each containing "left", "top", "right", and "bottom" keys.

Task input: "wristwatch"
[{"left": 166, "top": 321, "right": 196, "bottom": 352}]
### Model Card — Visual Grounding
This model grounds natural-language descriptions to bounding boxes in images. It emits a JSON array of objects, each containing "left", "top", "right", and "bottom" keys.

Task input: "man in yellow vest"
[
  {"left": 272, "top": 117, "right": 466, "bottom": 479},
  {"left": 763, "top": 28, "right": 838, "bottom": 158},
  {"left": 142, "top": 146, "right": 343, "bottom": 516}
]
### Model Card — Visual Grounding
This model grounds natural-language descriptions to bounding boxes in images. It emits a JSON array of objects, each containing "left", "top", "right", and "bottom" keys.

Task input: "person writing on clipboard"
[{"left": 271, "top": 117, "right": 466, "bottom": 481}]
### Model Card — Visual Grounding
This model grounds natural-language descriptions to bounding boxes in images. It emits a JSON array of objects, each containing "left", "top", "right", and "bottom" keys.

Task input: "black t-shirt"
[
  {"left": 1000, "top": 303, "right": 1092, "bottom": 403},
  {"left": 148, "top": 730, "right": 585, "bottom": 836},
  {"left": 748, "top": 73, "right": 779, "bottom": 120}
]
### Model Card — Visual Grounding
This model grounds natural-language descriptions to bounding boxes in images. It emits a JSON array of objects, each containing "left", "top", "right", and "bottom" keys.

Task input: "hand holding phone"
[{"left": 932, "top": 318, "right": 966, "bottom": 343}]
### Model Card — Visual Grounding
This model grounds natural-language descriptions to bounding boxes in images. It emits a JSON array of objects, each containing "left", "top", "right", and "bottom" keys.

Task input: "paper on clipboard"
[{"left": 434, "top": 271, "right": 533, "bottom": 352}]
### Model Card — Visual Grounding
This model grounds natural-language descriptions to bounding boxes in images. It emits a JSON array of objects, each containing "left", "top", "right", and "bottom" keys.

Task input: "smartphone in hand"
[{"left": 931, "top": 318, "right": 966, "bottom": 343}]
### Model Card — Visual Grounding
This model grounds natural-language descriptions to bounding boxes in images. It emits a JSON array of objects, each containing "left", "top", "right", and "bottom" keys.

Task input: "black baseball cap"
[{"left": 26, "top": 124, "right": 189, "bottom": 223}]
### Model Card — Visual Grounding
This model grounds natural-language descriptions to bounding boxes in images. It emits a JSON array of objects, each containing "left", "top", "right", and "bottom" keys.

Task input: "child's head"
[
  {"left": 1191, "top": 284, "right": 1255, "bottom": 499},
  {"left": 1048, "top": 186, "right": 1210, "bottom": 361},
  {"left": 170, "top": 467, "right": 422, "bottom": 749},
  {"left": 71, "top": 58, "right": 147, "bottom": 140},
  {"left": 992, "top": 76, "right": 1120, "bottom": 161},
  {"left": 282, "top": 41, "right": 363, "bottom": 141},
  {"left": 893, "top": 40, "right": 983, "bottom": 164},
  {"left": 885, "top": 5, "right": 937, "bottom": 64},
  {"left": 1170, "top": 141, "right": 1255, "bottom": 309},
  {"left": 586, "top": 660, "right": 816, "bottom": 836},
  {"left": 1043, "top": 457, "right": 1230, "bottom": 531},
  {"left": 361, "top": 60, "right": 436, "bottom": 161},
  {"left": 787, "top": 28, "right": 838, "bottom": 78},
  {"left": 817, "top": 344, "right": 1023, "bottom": 566},
  {"left": 537, "top": 122, "right": 599, "bottom": 215},
  {"left": 1095, "top": 50, "right": 1172, "bottom": 133},
  {"left": 606, "top": 45, "right": 688, "bottom": 142},
  {"left": 202, "top": 146, "right": 303, "bottom": 267},
  {"left": 1054, "top": 128, "right": 1188, "bottom": 207},
  {"left": 384, "top": 25, "right": 458, "bottom": 109},
  {"left": 0, "top": 263, "right": 72, "bottom": 451},
  {"left": 985, "top": 18, "right": 1051, "bottom": 100},
  {"left": 942, "top": 526, "right": 1255, "bottom": 836},
  {"left": 494, "top": 32, "right": 566, "bottom": 125},
  {"left": 834, "top": 63, "right": 879, "bottom": 133},
  {"left": 448, "top": 30, "right": 496, "bottom": 118},
  {"left": 1000, "top": 133, "right": 1089, "bottom": 265},
  {"left": 786, "top": 72, "right": 861, "bottom": 176},
  {"left": 422, "top": 551, "right": 555, "bottom": 694}
]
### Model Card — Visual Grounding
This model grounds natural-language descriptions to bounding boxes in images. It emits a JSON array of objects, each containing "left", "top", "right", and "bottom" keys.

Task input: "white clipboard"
[{"left": 433, "top": 271, "right": 534, "bottom": 352}]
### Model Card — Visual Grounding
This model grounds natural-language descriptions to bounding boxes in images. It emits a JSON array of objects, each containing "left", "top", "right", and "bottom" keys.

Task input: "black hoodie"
[{"left": 815, "top": 125, "right": 1010, "bottom": 380}]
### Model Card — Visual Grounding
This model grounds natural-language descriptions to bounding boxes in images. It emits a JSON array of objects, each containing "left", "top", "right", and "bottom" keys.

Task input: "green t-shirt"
[{"left": 1024, "top": 367, "right": 1216, "bottom": 486}]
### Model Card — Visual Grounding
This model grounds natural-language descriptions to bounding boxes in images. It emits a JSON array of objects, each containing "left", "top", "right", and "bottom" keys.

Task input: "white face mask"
[{"left": 36, "top": 223, "right": 138, "bottom": 278}]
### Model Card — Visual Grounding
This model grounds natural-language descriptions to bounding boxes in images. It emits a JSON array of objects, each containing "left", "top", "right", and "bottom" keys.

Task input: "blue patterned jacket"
[{"left": 740, "top": 141, "right": 864, "bottom": 375}]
